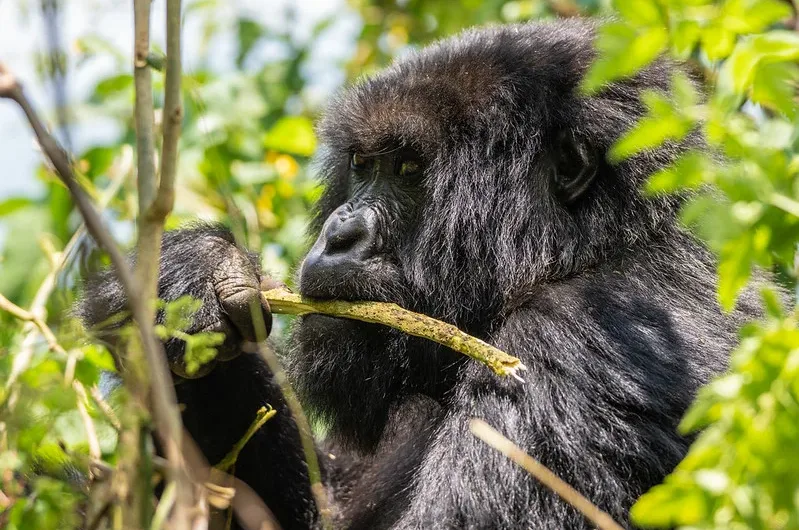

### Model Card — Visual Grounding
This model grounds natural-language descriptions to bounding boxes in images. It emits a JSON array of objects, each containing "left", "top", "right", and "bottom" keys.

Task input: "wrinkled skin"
[{"left": 79, "top": 20, "right": 766, "bottom": 530}]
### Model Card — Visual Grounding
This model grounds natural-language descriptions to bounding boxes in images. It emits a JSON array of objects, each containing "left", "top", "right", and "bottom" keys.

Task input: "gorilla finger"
[{"left": 218, "top": 285, "right": 272, "bottom": 342}]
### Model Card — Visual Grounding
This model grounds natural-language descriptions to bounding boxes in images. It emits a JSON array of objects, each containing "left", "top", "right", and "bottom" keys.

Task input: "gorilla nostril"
[{"left": 325, "top": 218, "right": 368, "bottom": 254}]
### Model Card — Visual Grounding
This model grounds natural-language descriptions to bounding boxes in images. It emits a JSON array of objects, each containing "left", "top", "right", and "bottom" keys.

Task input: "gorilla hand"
[{"left": 78, "top": 225, "right": 272, "bottom": 380}]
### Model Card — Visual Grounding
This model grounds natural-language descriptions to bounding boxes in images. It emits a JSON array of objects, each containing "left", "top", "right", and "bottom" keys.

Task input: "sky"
[{"left": 0, "top": 0, "right": 360, "bottom": 200}]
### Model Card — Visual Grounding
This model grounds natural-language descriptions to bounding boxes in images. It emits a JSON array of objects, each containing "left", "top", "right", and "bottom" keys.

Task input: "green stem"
[
  {"left": 263, "top": 287, "right": 527, "bottom": 380},
  {"left": 215, "top": 406, "right": 276, "bottom": 472}
]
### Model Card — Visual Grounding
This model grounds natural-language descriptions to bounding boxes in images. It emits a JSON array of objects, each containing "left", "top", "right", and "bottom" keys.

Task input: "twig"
[
  {"left": 215, "top": 406, "right": 276, "bottom": 472},
  {"left": 238, "top": 298, "right": 333, "bottom": 529},
  {"left": 86, "top": 496, "right": 114, "bottom": 530},
  {"left": 8, "top": 147, "right": 132, "bottom": 388},
  {"left": 131, "top": 0, "right": 196, "bottom": 524},
  {"left": 155, "top": 0, "right": 181, "bottom": 223},
  {"left": 90, "top": 385, "right": 122, "bottom": 431},
  {"left": 263, "top": 287, "right": 527, "bottom": 380},
  {"left": 254, "top": 342, "right": 333, "bottom": 529},
  {"left": 74, "top": 381, "right": 102, "bottom": 462},
  {"left": 0, "top": 62, "right": 191, "bottom": 527},
  {"left": 151, "top": 481, "right": 176, "bottom": 530},
  {"left": 0, "top": 292, "right": 66, "bottom": 356},
  {"left": 133, "top": 0, "right": 156, "bottom": 222},
  {"left": 469, "top": 419, "right": 625, "bottom": 530}
]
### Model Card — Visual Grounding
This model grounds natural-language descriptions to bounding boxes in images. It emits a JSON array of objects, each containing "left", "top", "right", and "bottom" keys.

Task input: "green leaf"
[
  {"left": 721, "top": 0, "right": 793, "bottom": 35},
  {"left": 609, "top": 90, "right": 694, "bottom": 162},
  {"left": 91, "top": 74, "right": 133, "bottom": 101},
  {"left": 0, "top": 198, "right": 33, "bottom": 217},
  {"left": 581, "top": 23, "right": 668, "bottom": 94},
  {"left": 631, "top": 479, "right": 708, "bottom": 527},
  {"left": 614, "top": 0, "right": 662, "bottom": 26},
  {"left": 671, "top": 20, "right": 701, "bottom": 58},
  {"left": 717, "top": 230, "right": 767, "bottom": 311},
  {"left": 760, "top": 286, "right": 785, "bottom": 319},
  {"left": 645, "top": 151, "right": 712, "bottom": 194},
  {"left": 263, "top": 116, "right": 318, "bottom": 157},
  {"left": 183, "top": 331, "right": 225, "bottom": 375},
  {"left": 702, "top": 26, "right": 736, "bottom": 61},
  {"left": 719, "top": 31, "right": 799, "bottom": 95},
  {"left": 751, "top": 61, "right": 799, "bottom": 116}
]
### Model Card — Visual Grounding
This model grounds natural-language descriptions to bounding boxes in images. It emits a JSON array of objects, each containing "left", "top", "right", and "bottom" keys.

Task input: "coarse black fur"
[{"left": 79, "top": 19, "right": 765, "bottom": 530}]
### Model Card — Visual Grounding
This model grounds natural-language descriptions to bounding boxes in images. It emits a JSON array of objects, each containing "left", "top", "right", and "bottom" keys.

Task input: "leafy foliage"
[
  {"left": 587, "top": 0, "right": 799, "bottom": 527},
  {"left": 155, "top": 296, "right": 225, "bottom": 376}
]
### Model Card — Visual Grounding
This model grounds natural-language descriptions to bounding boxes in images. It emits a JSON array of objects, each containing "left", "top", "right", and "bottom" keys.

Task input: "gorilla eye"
[
  {"left": 350, "top": 153, "right": 368, "bottom": 171},
  {"left": 397, "top": 158, "right": 422, "bottom": 178}
]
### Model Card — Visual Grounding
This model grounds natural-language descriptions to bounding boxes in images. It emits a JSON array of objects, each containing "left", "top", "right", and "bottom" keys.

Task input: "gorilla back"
[{"left": 79, "top": 18, "right": 763, "bottom": 530}]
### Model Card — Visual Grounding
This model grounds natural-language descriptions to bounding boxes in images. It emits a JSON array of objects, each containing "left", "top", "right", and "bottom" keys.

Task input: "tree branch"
[
  {"left": 253, "top": 342, "right": 333, "bottom": 529},
  {"left": 154, "top": 0, "right": 181, "bottom": 222},
  {"left": 263, "top": 287, "right": 527, "bottom": 380},
  {"left": 7, "top": 146, "right": 132, "bottom": 390},
  {"left": 469, "top": 419, "right": 625, "bottom": 530},
  {"left": 0, "top": 62, "right": 193, "bottom": 528},
  {"left": 131, "top": 0, "right": 197, "bottom": 526}
]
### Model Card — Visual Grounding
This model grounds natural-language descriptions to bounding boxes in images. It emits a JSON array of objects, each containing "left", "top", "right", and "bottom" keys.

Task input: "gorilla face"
[
  {"left": 299, "top": 148, "right": 423, "bottom": 306},
  {"left": 289, "top": 20, "right": 687, "bottom": 450}
]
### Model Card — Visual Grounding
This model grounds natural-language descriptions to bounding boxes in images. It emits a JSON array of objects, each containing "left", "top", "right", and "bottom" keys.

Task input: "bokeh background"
[{"left": 0, "top": 0, "right": 603, "bottom": 312}]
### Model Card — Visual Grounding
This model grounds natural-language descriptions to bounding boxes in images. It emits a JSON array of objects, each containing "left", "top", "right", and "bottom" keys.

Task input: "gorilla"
[{"left": 79, "top": 18, "right": 762, "bottom": 530}]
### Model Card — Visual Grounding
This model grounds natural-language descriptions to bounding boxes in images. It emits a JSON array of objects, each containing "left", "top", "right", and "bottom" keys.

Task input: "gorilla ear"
[{"left": 549, "top": 130, "right": 599, "bottom": 204}]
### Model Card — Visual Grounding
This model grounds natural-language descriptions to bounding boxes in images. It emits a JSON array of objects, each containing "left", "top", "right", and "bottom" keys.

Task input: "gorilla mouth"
[{"left": 298, "top": 259, "right": 406, "bottom": 305}]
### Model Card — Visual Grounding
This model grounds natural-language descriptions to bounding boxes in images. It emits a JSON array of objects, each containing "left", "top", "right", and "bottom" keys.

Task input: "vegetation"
[{"left": 1, "top": 0, "right": 798, "bottom": 528}]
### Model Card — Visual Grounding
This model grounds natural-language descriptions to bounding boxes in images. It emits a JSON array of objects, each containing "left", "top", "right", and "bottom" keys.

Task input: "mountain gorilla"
[{"left": 79, "top": 18, "right": 762, "bottom": 530}]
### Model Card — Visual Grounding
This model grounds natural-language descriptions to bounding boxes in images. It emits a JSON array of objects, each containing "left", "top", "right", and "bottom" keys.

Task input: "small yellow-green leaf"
[
  {"left": 581, "top": 23, "right": 668, "bottom": 93},
  {"left": 645, "top": 151, "right": 712, "bottom": 194},
  {"left": 671, "top": 20, "right": 701, "bottom": 58},
  {"left": 751, "top": 62, "right": 799, "bottom": 117},
  {"left": 701, "top": 26, "right": 736, "bottom": 61},
  {"left": 263, "top": 116, "right": 317, "bottom": 157},
  {"left": 614, "top": 0, "right": 663, "bottom": 26}
]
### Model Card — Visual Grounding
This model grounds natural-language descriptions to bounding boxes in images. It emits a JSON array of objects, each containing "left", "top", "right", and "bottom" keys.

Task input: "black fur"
[{"left": 79, "top": 19, "right": 764, "bottom": 530}]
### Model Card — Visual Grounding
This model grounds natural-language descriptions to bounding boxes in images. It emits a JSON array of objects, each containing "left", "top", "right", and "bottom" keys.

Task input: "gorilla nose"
[
  {"left": 300, "top": 207, "right": 378, "bottom": 297},
  {"left": 325, "top": 216, "right": 370, "bottom": 256}
]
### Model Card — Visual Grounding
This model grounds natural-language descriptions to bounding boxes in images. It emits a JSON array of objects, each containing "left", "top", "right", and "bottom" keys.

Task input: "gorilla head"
[{"left": 289, "top": 19, "right": 692, "bottom": 451}]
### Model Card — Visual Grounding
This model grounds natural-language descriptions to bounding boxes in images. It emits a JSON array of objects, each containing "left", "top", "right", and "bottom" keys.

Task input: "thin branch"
[
  {"left": 90, "top": 385, "right": 123, "bottom": 431},
  {"left": 150, "top": 481, "right": 176, "bottom": 530},
  {"left": 133, "top": 0, "right": 156, "bottom": 217},
  {"left": 74, "top": 381, "right": 102, "bottom": 462},
  {"left": 239, "top": 297, "right": 333, "bottom": 529},
  {"left": 8, "top": 148, "right": 131, "bottom": 389},
  {"left": 0, "top": 62, "right": 192, "bottom": 527},
  {"left": 215, "top": 406, "right": 276, "bottom": 472},
  {"left": 154, "top": 0, "right": 181, "bottom": 222},
  {"left": 254, "top": 342, "right": 333, "bottom": 529},
  {"left": 132, "top": 0, "right": 197, "bottom": 525},
  {"left": 263, "top": 287, "right": 527, "bottom": 380},
  {"left": 0, "top": 292, "right": 101, "bottom": 465},
  {"left": 0, "top": 291, "right": 66, "bottom": 356},
  {"left": 469, "top": 419, "right": 625, "bottom": 530}
]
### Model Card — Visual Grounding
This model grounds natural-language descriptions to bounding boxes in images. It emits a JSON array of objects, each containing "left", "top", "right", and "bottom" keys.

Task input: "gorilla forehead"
[{"left": 318, "top": 19, "right": 599, "bottom": 156}]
